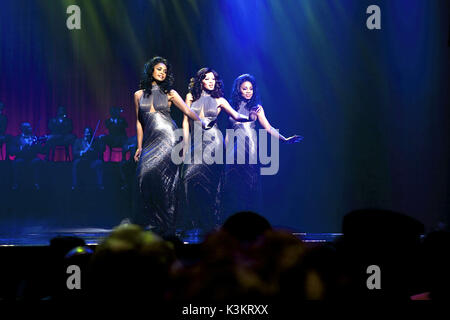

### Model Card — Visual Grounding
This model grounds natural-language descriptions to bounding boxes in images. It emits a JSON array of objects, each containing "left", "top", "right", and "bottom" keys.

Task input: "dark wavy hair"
[
  {"left": 189, "top": 68, "right": 224, "bottom": 101},
  {"left": 139, "top": 56, "right": 174, "bottom": 95},
  {"left": 230, "top": 74, "right": 261, "bottom": 111}
]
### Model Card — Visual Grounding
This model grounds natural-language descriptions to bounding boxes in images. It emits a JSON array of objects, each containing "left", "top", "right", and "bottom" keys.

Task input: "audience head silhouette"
[{"left": 221, "top": 211, "right": 272, "bottom": 243}]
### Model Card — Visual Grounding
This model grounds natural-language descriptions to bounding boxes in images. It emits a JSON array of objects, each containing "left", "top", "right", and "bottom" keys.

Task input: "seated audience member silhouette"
[
  {"left": 72, "top": 127, "right": 105, "bottom": 190},
  {"left": 170, "top": 226, "right": 312, "bottom": 304},
  {"left": 102, "top": 106, "right": 128, "bottom": 160},
  {"left": 47, "top": 236, "right": 89, "bottom": 301},
  {"left": 16, "top": 236, "right": 90, "bottom": 301},
  {"left": 0, "top": 102, "right": 9, "bottom": 159},
  {"left": 411, "top": 230, "right": 450, "bottom": 301},
  {"left": 171, "top": 212, "right": 315, "bottom": 303},
  {"left": 45, "top": 106, "right": 76, "bottom": 160},
  {"left": 13, "top": 236, "right": 89, "bottom": 301},
  {"left": 301, "top": 241, "right": 344, "bottom": 300},
  {"left": 10, "top": 122, "right": 45, "bottom": 190},
  {"left": 59, "top": 246, "right": 93, "bottom": 301},
  {"left": 170, "top": 229, "right": 266, "bottom": 303},
  {"left": 250, "top": 230, "right": 311, "bottom": 302},
  {"left": 338, "top": 208, "right": 424, "bottom": 300},
  {"left": 87, "top": 224, "right": 175, "bottom": 304},
  {"left": 221, "top": 211, "right": 272, "bottom": 243}
]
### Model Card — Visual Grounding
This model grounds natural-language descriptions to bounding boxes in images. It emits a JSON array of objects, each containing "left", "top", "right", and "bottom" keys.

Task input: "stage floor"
[{"left": 0, "top": 228, "right": 342, "bottom": 246}]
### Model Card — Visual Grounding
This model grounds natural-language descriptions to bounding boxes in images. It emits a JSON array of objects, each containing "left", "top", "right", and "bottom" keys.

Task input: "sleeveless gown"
[
  {"left": 135, "top": 84, "right": 180, "bottom": 235},
  {"left": 181, "top": 91, "right": 223, "bottom": 233},
  {"left": 222, "top": 101, "right": 262, "bottom": 219}
]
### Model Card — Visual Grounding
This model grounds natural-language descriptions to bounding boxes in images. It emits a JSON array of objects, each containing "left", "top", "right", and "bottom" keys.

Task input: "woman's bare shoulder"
[{"left": 134, "top": 89, "right": 144, "bottom": 98}]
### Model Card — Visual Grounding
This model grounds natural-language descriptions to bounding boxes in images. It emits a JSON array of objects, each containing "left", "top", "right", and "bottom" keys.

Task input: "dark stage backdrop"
[{"left": 0, "top": 0, "right": 449, "bottom": 232}]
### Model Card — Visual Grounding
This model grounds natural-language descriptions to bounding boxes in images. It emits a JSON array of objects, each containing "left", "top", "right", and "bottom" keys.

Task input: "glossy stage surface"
[{"left": 0, "top": 228, "right": 342, "bottom": 246}]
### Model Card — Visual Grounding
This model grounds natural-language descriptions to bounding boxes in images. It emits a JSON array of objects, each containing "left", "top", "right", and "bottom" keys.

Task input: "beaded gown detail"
[
  {"left": 222, "top": 101, "right": 262, "bottom": 219},
  {"left": 135, "top": 84, "right": 180, "bottom": 234},
  {"left": 181, "top": 91, "right": 223, "bottom": 232}
]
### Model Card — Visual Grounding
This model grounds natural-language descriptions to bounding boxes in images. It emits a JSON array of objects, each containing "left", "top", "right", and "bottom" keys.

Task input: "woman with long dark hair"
[
  {"left": 222, "top": 74, "right": 303, "bottom": 218},
  {"left": 134, "top": 56, "right": 202, "bottom": 236},
  {"left": 180, "top": 68, "right": 253, "bottom": 235}
]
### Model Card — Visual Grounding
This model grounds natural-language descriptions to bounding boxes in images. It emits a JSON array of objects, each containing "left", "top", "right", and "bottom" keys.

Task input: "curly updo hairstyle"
[
  {"left": 188, "top": 67, "right": 224, "bottom": 101},
  {"left": 230, "top": 74, "right": 261, "bottom": 111},
  {"left": 139, "top": 56, "right": 174, "bottom": 95}
]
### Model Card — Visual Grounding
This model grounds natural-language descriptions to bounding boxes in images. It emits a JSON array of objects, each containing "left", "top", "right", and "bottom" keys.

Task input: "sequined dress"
[
  {"left": 222, "top": 101, "right": 262, "bottom": 218},
  {"left": 135, "top": 85, "right": 180, "bottom": 235},
  {"left": 181, "top": 91, "right": 223, "bottom": 232}
]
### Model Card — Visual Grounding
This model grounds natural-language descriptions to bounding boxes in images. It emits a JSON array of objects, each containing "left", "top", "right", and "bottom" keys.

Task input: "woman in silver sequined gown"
[
  {"left": 223, "top": 74, "right": 304, "bottom": 219},
  {"left": 180, "top": 68, "right": 253, "bottom": 234},
  {"left": 134, "top": 57, "right": 202, "bottom": 235}
]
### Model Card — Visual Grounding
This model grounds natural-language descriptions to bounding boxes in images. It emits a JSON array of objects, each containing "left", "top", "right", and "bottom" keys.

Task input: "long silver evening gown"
[
  {"left": 135, "top": 84, "right": 180, "bottom": 235},
  {"left": 222, "top": 101, "right": 262, "bottom": 219},
  {"left": 181, "top": 91, "right": 223, "bottom": 233}
]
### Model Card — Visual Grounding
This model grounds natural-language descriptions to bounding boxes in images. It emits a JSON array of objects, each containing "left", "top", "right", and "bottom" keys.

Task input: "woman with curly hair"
[
  {"left": 134, "top": 56, "right": 202, "bottom": 236},
  {"left": 180, "top": 68, "right": 254, "bottom": 235},
  {"left": 222, "top": 74, "right": 303, "bottom": 218}
]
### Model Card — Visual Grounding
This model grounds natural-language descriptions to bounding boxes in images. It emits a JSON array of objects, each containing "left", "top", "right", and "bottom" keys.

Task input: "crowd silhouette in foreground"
[{"left": 2, "top": 209, "right": 448, "bottom": 308}]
